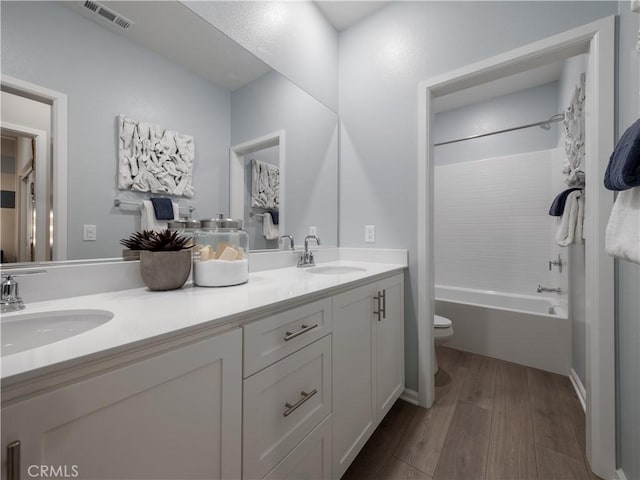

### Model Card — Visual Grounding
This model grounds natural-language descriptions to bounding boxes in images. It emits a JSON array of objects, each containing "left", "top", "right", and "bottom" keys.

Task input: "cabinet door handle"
[
  {"left": 7, "top": 440, "right": 20, "bottom": 480},
  {"left": 284, "top": 323, "right": 318, "bottom": 342},
  {"left": 283, "top": 389, "right": 318, "bottom": 417},
  {"left": 374, "top": 292, "right": 382, "bottom": 321},
  {"left": 381, "top": 289, "right": 387, "bottom": 319}
]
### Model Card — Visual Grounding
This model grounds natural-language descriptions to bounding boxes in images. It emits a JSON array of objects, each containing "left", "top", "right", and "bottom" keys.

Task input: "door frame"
[
  {"left": 1, "top": 75, "right": 68, "bottom": 261},
  {"left": 417, "top": 16, "right": 615, "bottom": 478}
]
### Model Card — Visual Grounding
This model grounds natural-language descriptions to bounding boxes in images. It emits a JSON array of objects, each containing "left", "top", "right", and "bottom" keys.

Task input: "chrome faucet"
[
  {"left": 1, "top": 270, "right": 47, "bottom": 313},
  {"left": 537, "top": 285, "right": 563, "bottom": 295},
  {"left": 279, "top": 235, "right": 295, "bottom": 250},
  {"left": 298, "top": 235, "right": 320, "bottom": 267}
]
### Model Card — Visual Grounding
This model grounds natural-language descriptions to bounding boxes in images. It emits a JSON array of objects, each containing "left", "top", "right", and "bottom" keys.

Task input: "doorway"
[
  {"left": 417, "top": 16, "right": 615, "bottom": 478},
  {"left": 1, "top": 75, "right": 68, "bottom": 262},
  {"left": 229, "top": 130, "right": 286, "bottom": 250},
  {"left": 1, "top": 125, "right": 47, "bottom": 262}
]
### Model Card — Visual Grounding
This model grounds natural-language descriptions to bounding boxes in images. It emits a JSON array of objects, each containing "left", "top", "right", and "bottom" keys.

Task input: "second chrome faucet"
[{"left": 298, "top": 235, "right": 320, "bottom": 267}]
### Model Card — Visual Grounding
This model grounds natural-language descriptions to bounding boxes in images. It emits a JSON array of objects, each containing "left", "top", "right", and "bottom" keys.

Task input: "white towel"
[
  {"left": 263, "top": 212, "right": 280, "bottom": 240},
  {"left": 140, "top": 200, "right": 179, "bottom": 231},
  {"left": 556, "top": 190, "right": 584, "bottom": 246},
  {"left": 605, "top": 188, "right": 640, "bottom": 264}
]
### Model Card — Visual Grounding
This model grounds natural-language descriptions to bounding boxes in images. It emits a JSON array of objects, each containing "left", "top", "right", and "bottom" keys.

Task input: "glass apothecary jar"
[
  {"left": 168, "top": 219, "right": 201, "bottom": 244},
  {"left": 193, "top": 214, "right": 249, "bottom": 287}
]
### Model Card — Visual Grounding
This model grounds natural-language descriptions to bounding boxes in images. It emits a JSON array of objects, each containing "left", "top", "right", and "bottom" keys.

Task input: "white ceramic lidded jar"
[{"left": 193, "top": 214, "right": 249, "bottom": 287}]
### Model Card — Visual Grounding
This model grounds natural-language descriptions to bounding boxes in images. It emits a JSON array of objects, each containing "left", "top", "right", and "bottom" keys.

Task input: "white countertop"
[{"left": 1, "top": 261, "right": 405, "bottom": 384}]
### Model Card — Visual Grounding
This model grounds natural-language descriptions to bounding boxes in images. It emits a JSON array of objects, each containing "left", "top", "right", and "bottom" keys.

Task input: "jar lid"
[
  {"left": 167, "top": 220, "right": 187, "bottom": 229},
  {"left": 200, "top": 213, "right": 243, "bottom": 229},
  {"left": 182, "top": 220, "right": 202, "bottom": 229}
]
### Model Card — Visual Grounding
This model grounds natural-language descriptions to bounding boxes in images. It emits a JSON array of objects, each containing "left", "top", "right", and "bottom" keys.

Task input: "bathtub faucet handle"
[{"left": 548, "top": 254, "right": 563, "bottom": 272}]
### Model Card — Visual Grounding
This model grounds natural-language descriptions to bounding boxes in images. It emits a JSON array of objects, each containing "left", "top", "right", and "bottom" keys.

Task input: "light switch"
[
  {"left": 365, "top": 225, "right": 375, "bottom": 243},
  {"left": 83, "top": 224, "right": 97, "bottom": 241}
]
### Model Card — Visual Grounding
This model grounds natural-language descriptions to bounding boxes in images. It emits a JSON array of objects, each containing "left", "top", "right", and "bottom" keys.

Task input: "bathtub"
[{"left": 435, "top": 285, "right": 570, "bottom": 375}]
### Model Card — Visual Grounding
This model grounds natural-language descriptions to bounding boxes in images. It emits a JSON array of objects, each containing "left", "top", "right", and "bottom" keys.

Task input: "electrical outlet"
[
  {"left": 309, "top": 226, "right": 318, "bottom": 236},
  {"left": 83, "top": 224, "right": 97, "bottom": 241},
  {"left": 632, "top": 0, "right": 640, "bottom": 13},
  {"left": 365, "top": 225, "right": 375, "bottom": 243}
]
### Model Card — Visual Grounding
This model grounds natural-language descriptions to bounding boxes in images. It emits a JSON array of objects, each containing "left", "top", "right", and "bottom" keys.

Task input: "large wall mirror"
[{"left": 0, "top": 0, "right": 338, "bottom": 265}]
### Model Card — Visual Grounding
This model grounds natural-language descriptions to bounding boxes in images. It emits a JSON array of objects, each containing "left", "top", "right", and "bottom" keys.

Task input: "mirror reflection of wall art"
[
  {"left": 251, "top": 159, "right": 279, "bottom": 209},
  {"left": 117, "top": 115, "right": 195, "bottom": 197}
]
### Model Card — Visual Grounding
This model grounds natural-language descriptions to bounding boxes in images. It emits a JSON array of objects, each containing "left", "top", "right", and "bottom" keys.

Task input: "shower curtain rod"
[{"left": 434, "top": 113, "right": 565, "bottom": 147}]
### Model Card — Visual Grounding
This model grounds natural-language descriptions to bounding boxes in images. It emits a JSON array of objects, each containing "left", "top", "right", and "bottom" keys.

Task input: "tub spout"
[{"left": 537, "top": 285, "right": 563, "bottom": 295}]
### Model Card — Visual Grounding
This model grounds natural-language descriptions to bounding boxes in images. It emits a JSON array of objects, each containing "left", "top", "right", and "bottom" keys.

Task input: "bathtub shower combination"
[{"left": 435, "top": 285, "right": 570, "bottom": 375}]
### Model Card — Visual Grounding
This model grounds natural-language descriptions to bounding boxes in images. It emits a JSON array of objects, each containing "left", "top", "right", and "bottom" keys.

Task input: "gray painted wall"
[
  {"left": 338, "top": 1, "right": 618, "bottom": 391},
  {"left": 434, "top": 81, "right": 561, "bottom": 165},
  {"left": 616, "top": 2, "right": 640, "bottom": 478},
  {"left": 231, "top": 71, "right": 338, "bottom": 248},
  {"left": 1, "top": 1, "right": 231, "bottom": 260},
  {"left": 184, "top": 1, "right": 339, "bottom": 112}
]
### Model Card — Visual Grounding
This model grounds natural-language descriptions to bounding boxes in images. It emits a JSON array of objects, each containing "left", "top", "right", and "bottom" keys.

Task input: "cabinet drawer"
[
  {"left": 243, "top": 335, "right": 332, "bottom": 480},
  {"left": 244, "top": 298, "right": 332, "bottom": 377},
  {"left": 263, "top": 414, "right": 332, "bottom": 480}
]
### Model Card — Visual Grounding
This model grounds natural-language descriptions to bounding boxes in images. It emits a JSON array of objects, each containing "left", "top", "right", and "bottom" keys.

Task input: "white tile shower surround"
[{"left": 435, "top": 148, "right": 567, "bottom": 298}]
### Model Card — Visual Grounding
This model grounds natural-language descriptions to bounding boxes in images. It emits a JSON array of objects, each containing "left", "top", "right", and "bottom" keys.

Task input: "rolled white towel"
[
  {"left": 556, "top": 190, "right": 584, "bottom": 247},
  {"left": 605, "top": 188, "right": 640, "bottom": 264}
]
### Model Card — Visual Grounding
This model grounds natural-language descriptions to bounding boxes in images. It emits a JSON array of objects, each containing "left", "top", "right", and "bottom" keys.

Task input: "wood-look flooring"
[{"left": 342, "top": 347, "right": 596, "bottom": 480}]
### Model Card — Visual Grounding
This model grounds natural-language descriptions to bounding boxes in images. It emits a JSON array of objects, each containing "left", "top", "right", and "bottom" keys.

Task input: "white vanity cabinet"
[
  {"left": 1, "top": 328, "right": 242, "bottom": 480},
  {"left": 2, "top": 267, "right": 405, "bottom": 480},
  {"left": 332, "top": 273, "right": 404, "bottom": 479}
]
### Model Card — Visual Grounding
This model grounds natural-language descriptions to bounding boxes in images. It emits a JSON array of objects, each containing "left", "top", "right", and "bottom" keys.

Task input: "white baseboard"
[
  {"left": 400, "top": 388, "right": 419, "bottom": 406},
  {"left": 569, "top": 368, "right": 586, "bottom": 412},
  {"left": 616, "top": 469, "right": 628, "bottom": 480}
]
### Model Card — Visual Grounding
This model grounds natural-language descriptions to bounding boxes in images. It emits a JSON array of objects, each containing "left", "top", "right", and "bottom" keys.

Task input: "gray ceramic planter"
[{"left": 139, "top": 250, "right": 191, "bottom": 291}]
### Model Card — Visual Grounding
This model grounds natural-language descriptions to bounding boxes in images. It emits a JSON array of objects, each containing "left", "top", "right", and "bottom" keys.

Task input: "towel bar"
[{"left": 114, "top": 198, "right": 195, "bottom": 214}]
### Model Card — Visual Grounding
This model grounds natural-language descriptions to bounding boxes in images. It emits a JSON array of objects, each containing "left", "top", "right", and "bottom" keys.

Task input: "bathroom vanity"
[{"left": 1, "top": 261, "right": 405, "bottom": 480}]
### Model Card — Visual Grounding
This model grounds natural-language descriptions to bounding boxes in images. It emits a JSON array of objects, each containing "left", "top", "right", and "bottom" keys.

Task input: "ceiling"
[
  {"left": 62, "top": 1, "right": 271, "bottom": 91},
  {"left": 315, "top": 1, "right": 391, "bottom": 31}
]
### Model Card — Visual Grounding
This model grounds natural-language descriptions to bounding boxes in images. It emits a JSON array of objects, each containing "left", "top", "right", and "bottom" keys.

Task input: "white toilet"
[{"left": 433, "top": 315, "right": 454, "bottom": 374}]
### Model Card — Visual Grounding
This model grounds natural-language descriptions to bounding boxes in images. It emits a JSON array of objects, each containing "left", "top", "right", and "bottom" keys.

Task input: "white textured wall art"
[
  {"left": 561, "top": 75, "right": 585, "bottom": 188},
  {"left": 118, "top": 115, "right": 195, "bottom": 197}
]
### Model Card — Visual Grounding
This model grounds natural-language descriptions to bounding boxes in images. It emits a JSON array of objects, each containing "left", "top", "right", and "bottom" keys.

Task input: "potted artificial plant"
[{"left": 120, "top": 229, "right": 192, "bottom": 291}]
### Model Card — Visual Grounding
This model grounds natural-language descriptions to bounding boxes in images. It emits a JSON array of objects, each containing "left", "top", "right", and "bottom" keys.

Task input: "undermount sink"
[
  {"left": 306, "top": 266, "right": 367, "bottom": 275},
  {"left": 1, "top": 309, "right": 113, "bottom": 357}
]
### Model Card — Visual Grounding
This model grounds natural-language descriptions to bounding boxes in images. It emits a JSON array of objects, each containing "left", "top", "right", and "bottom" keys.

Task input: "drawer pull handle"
[
  {"left": 7, "top": 440, "right": 20, "bottom": 480},
  {"left": 283, "top": 389, "right": 318, "bottom": 417},
  {"left": 284, "top": 323, "right": 318, "bottom": 342}
]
